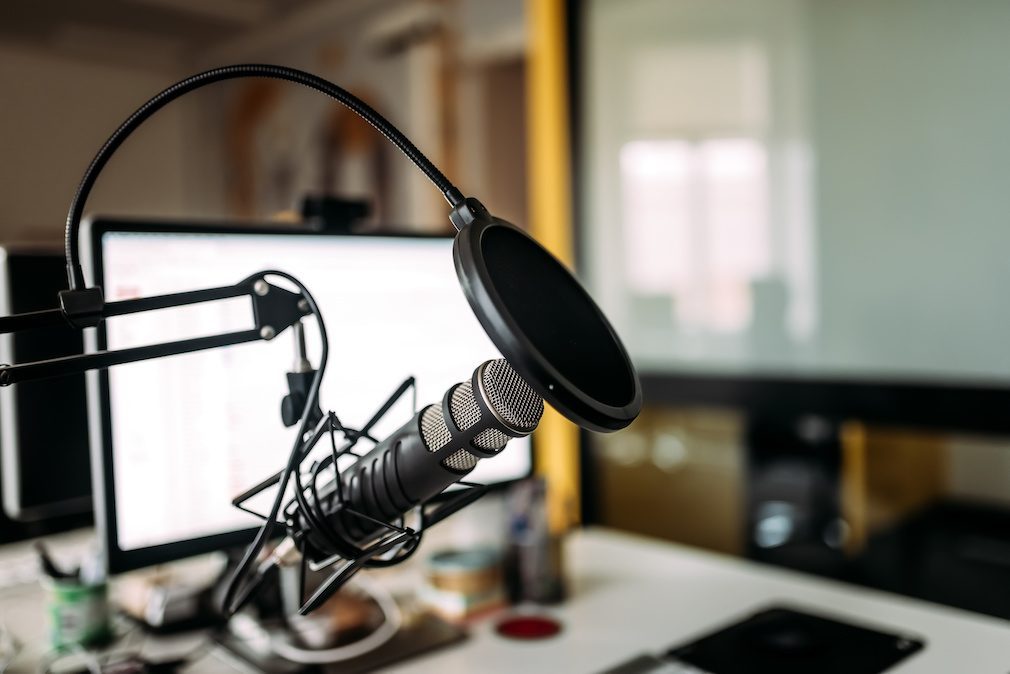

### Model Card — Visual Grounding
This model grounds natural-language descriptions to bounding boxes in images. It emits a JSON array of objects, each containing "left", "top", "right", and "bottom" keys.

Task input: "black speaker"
[{"left": 745, "top": 413, "right": 847, "bottom": 575}]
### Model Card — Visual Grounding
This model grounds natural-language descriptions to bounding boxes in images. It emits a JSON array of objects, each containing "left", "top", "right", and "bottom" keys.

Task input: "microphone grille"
[
  {"left": 443, "top": 447, "right": 480, "bottom": 472},
  {"left": 450, "top": 382, "right": 483, "bottom": 432},
  {"left": 451, "top": 381, "right": 509, "bottom": 451},
  {"left": 419, "top": 360, "right": 544, "bottom": 476},
  {"left": 420, "top": 405, "right": 451, "bottom": 451},
  {"left": 420, "top": 404, "right": 480, "bottom": 473},
  {"left": 481, "top": 359, "right": 543, "bottom": 433}
]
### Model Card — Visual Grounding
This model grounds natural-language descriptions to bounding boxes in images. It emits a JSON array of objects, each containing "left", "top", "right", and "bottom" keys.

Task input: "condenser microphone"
[{"left": 286, "top": 358, "right": 543, "bottom": 563}]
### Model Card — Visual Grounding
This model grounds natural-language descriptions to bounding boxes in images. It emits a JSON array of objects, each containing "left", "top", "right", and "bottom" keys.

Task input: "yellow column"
[
  {"left": 839, "top": 421, "right": 867, "bottom": 555},
  {"left": 526, "top": 0, "right": 581, "bottom": 532}
]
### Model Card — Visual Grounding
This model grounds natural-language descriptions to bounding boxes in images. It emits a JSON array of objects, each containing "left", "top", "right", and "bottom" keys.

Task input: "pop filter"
[{"left": 451, "top": 198, "right": 642, "bottom": 433}]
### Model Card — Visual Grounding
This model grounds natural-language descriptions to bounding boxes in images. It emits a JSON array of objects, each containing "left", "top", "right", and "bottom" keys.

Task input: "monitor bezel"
[{"left": 85, "top": 217, "right": 533, "bottom": 574}]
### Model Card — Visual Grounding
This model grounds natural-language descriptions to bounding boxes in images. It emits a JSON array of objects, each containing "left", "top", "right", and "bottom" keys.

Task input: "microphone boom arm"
[{"left": 0, "top": 272, "right": 311, "bottom": 386}]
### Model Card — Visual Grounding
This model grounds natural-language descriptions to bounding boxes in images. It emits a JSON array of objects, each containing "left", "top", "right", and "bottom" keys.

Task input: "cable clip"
[{"left": 58, "top": 287, "right": 105, "bottom": 329}]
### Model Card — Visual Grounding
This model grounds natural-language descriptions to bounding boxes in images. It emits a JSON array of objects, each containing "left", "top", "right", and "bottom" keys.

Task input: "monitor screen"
[{"left": 90, "top": 224, "right": 532, "bottom": 568}]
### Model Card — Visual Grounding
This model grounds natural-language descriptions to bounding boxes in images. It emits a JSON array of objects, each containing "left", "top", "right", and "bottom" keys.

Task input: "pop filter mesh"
[{"left": 479, "top": 225, "right": 636, "bottom": 409}]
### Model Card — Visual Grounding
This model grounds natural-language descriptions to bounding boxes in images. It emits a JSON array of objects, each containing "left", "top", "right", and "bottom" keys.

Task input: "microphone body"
[{"left": 287, "top": 359, "right": 543, "bottom": 562}]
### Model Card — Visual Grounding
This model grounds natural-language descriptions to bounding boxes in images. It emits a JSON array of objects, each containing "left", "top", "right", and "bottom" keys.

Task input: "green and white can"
[{"left": 42, "top": 578, "right": 112, "bottom": 650}]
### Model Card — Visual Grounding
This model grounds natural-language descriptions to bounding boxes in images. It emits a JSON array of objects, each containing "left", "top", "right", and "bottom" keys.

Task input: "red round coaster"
[{"left": 495, "top": 615, "right": 563, "bottom": 640}]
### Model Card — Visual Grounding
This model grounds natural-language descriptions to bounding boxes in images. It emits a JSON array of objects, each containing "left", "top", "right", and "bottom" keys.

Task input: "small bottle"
[{"left": 504, "top": 478, "right": 565, "bottom": 604}]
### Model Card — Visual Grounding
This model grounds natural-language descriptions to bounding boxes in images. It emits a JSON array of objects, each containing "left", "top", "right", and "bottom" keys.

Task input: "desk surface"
[
  {"left": 3, "top": 527, "right": 1010, "bottom": 672},
  {"left": 389, "top": 527, "right": 1010, "bottom": 674}
]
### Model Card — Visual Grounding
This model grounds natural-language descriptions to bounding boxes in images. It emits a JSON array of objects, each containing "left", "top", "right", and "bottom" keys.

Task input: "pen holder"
[{"left": 41, "top": 577, "right": 112, "bottom": 651}]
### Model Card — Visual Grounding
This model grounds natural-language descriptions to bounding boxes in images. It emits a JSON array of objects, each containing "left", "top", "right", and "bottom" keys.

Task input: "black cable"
[
  {"left": 291, "top": 413, "right": 361, "bottom": 553},
  {"left": 292, "top": 441, "right": 331, "bottom": 549},
  {"left": 220, "top": 270, "right": 328, "bottom": 616},
  {"left": 311, "top": 414, "right": 358, "bottom": 536},
  {"left": 309, "top": 459, "right": 339, "bottom": 542},
  {"left": 300, "top": 415, "right": 370, "bottom": 562},
  {"left": 364, "top": 533, "right": 423, "bottom": 568},
  {"left": 229, "top": 412, "right": 333, "bottom": 520},
  {"left": 63, "top": 64, "right": 466, "bottom": 290}
]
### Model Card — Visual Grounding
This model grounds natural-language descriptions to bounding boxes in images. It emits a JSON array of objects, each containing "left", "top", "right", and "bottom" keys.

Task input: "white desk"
[
  {"left": 3, "top": 527, "right": 1010, "bottom": 672},
  {"left": 389, "top": 527, "right": 1010, "bottom": 674}
]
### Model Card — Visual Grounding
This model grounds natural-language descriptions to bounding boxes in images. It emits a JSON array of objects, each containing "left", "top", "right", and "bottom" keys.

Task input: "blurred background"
[
  {"left": 1, "top": 0, "right": 531, "bottom": 234},
  {"left": 3, "top": 0, "right": 1010, "bottom": 627}
]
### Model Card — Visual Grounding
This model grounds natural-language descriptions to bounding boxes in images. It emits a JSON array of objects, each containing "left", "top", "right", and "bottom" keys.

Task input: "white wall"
[
  {"left": 812, "top": 0, "right": 1010, "bottom": 382},
  {"left": 0, "top": 46, "right": 199, "bottom": 243},
  {"left": 581, "top": 0, "right": 1010, "bottom": 383}
]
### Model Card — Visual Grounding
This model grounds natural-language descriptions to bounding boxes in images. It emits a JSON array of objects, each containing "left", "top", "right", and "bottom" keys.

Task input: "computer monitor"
[
  {"left": 0, "top": 245, "right": 93, "bottom": 534},
  {"left": 85, "top": 220, "right": 534, "bottom": 573}
]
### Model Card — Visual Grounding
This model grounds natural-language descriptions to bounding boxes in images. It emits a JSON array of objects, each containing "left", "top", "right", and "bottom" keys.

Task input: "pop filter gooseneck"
[{"left": 60, "top": 64, "right": 641, "bottom": 432}]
